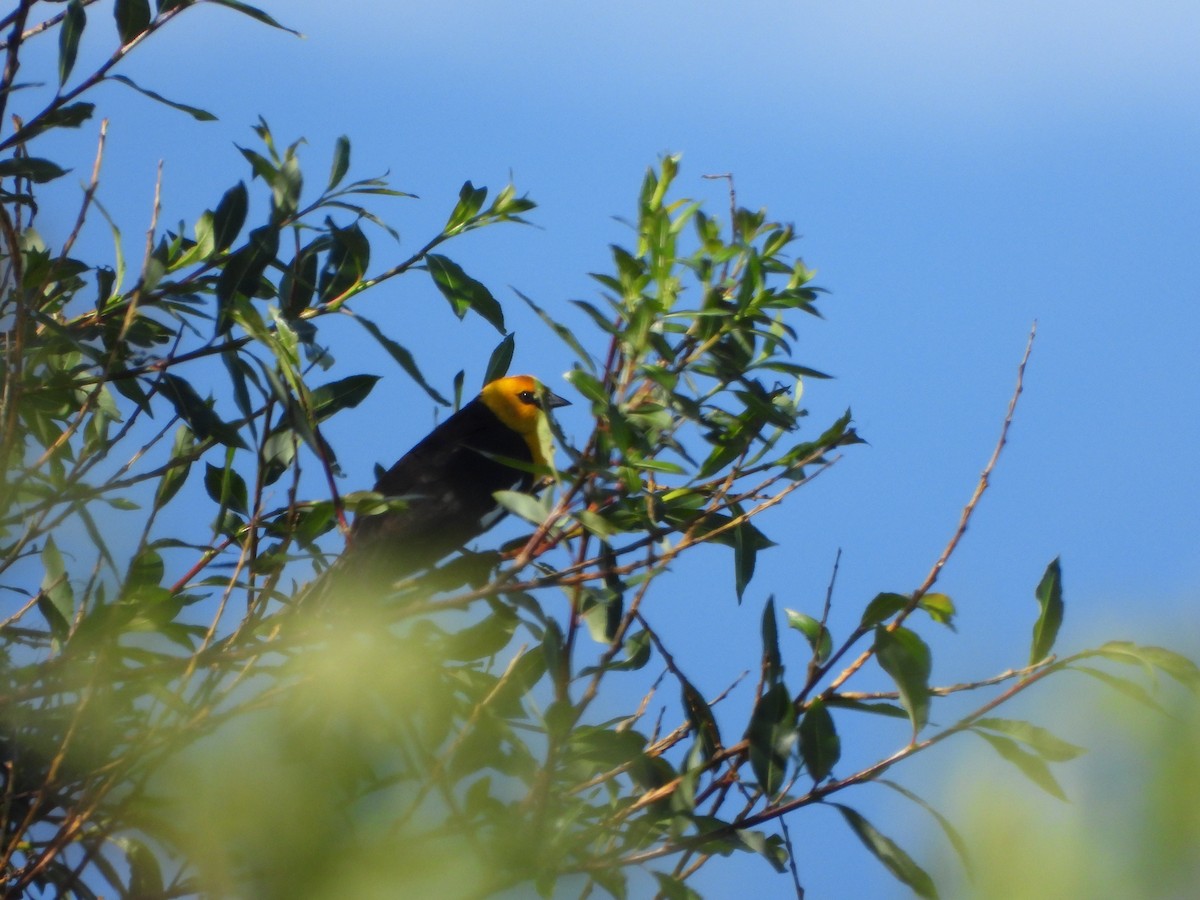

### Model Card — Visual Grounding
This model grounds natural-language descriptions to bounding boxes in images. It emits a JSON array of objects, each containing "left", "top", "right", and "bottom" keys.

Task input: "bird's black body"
[
  {"left": 334, "top": 375, "right": 568, "bottom": 587},
  {"left": 350, "top": 397, "right": 534, "bottom": 578}
]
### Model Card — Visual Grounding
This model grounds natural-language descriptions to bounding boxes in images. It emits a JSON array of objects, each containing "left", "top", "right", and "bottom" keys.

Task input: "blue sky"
[{"left": 26, "top": 1, "right": 1200, "bottom": 896}]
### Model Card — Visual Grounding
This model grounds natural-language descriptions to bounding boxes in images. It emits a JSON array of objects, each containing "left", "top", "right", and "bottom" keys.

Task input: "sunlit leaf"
[{"left": 1030, "top": 557, "right": 1064, "bottom": 663}]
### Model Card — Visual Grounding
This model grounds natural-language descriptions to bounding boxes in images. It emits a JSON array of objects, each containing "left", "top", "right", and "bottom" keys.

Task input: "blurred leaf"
[
  {"left": 107, "top": 74, "right": 217, "bottom": 121},
  {"left": 972, "top": 730, "right": 1068, "bottom": 801},
  {"left": 861, "top": 592, "right": 908, "bottom": 628},
  {"left": 874, "top": 625, "right": 932, "bottom": 735},
  {"left": 516, "top": 288, "right": 593, "bottom": 365},
  {"left": 1071, "top": 665, "right": 1169, "bottom": 714},
  {"left": 682, "top": 678, "right": 721, "bottom": 760},
  {"left": 799, "top": 697, "right": 840, "bottom": 781},
  {"left": 0, "top": 157, "right": 69, "bottom": 183},
  {"left": 1030, "top": 557, "right": 1064, "bottom": 663},
  {"left": 327, "top": 135, "right": 350, "bottom": 189},
  {"left": 6, "top": 102, "right": 94, "bottom": 146},
  {"left": 204, "top": 461, "right": 249, "bottom": 516},
  {"left": 443, "top": 607, "right": 517, "bottom": 661},
  {"left": 834, "top": 804, "right": 939, "bottom": 899},
  {"left": 59, "top": 0, "right": 87, "bottom": 85},
  {"left": 153, "top": 426, "right": 196, "bottom": 510},
  {"left": 785, "top": 608, "right": 832, "bottom": 663},
  {"left": 920, "top": 593, "right": 956, "bottom": 629},
  {"left": 745, "top": 682, "right": 795, "bottom": 796},
  {"left": 39, "top": 537, "right": 73, "bottom": 638},
  {"left": 973, "top": 717, "right": 1086, "bottom": 762},
  {"left": 1091, "top": 641, "right": 1200, "bottom": 694},
  {"left": 493, "top": 489, "right": 550, "bottom": 525},
  {"left": 879, "top": 779, "right": 975, "bottom": 882},
  {"left": 123, "top": 547, "right": 165, "bottom": 599},
  {"left": 426, "top": 254, "right": 505, "bottom": 332}
]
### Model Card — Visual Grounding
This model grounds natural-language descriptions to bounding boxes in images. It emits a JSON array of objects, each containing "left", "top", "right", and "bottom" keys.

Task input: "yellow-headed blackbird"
[{"left": 347, "top": 374, "right": 570, "bottom": 581}]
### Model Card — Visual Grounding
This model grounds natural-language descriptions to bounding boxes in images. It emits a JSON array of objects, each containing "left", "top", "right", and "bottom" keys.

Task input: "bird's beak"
[{"left": 544, "top": 390, "right": 571, "bottom": 410}]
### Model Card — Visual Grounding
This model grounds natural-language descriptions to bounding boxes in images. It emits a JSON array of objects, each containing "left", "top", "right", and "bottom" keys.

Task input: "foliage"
[{"left": 0, "top": 3, "right": 1196, "bottom": 898}]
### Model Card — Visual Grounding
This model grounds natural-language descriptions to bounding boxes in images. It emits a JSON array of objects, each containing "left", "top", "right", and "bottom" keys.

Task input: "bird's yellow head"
[{"left": 479, "top": 375, "right": 570, "bottom": 468}]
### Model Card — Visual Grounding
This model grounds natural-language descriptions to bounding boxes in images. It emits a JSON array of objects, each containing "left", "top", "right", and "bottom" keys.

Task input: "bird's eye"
[{"left": 517, "top": 390, "right": 537, "bottom": 405}]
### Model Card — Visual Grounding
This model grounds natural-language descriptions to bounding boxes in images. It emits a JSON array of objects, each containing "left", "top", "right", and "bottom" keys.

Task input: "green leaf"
[
  {"left": 799, "top": 697, "right": 840, "bottom": 781},
  {"left": 444, "top": 180, "right": 488, "bottom": 232},
  {"left": 1089, "top": 641, "right": 1200, "bottom": 694},
  {"left": 159, "top": 374, "right": 248, "bottom": 449},
  {"left": 825, "top": 695, "right": 910, "bottom": 719},
  {"left": 107, "top": 74, "right": 217, "bottom": 121},
  {"left": 973, "top": 717, "right": 1086, "bottom": 762},
  {"left": 681, "top": 678, "right": 721, "bottom": 760},
  {"left": 211, "top": 182, "right": 248, "bottom": 251},
  {"left": 205, "top": 0, "right": 301, "bottom": 34},
  {"left": 327, "top": 135, "right": 350, "bottom": 189},
  {"left": 59, "top": 1, "right": 87, "bottom": 85},
  {"left": 426, "top": 254, "right": 505, "bottom": 333},
  {"left": 860, "top": 592, "right": 908, "bottom": 627},
  {"left": 153, "top": 426, "right": 195, "bottom": 510},
  {"left": 919, "top": 593, "right": 956, "bottom": 629},
  {"left": 878, "top": 779, "right": 974, "bottom": 882},
  {"left": 311, "top": 374, "right": 379, "bottom": 420},
  {"left": 0, "top": 157, "right": 69, "bottom": 184},
  {"left": 123, "top": 547, "right": 165, "bottom": 600},
  {"left": 760, "top": 596, "right": 783, "bottom": 684},
  {"left": 745, "top": 682, "right": 795, "bottom": 797},
  {"left": 483, "top": 333, "right": 515, "bottom": 386},
  {"left": 493, "top": 489, "right": 550, "bottom": 525},
  {"left": 834, "top": 804, "right": 939, "bottom": 899},
  {"left": 1030, "top": 557, "right": 1064, "bottom": 663},
  {"left": 204, "top": 461, "right": 249, "bottom": 516},
  {"left": 874, "top": 625, "right": 932, "bottom": 735},
  {"left": 1071, "top": 665, "right": 1168, "bottom": 714},
  {"left": 319, "top": 220, "right": 370, "bottom": 302},
  {"left": 734, "top": 520, "right": 763, "bottom": 603},
  {"left": 785, "top": 609, "right": 832, "bottom": 663},
  {"left": 972, "top": 730, "right": 1068, "bottom": 801},
  {"left": 443, "top": 607, "right": 517, "bottom": 661},
  {"left": 39, "top": 537, "right": 74, "bottom": 638},
  {"left": 516, "top": 288, "right": 593, "bottom": 365},
  {"left": 114, "top": 0, "right": 151, "bottom": 44},
  {"left": 354, "top": 316, "right": 449, "bottom": 406},
  {"left": 5, "top": 102, "right": 94, "bottom": 146}
]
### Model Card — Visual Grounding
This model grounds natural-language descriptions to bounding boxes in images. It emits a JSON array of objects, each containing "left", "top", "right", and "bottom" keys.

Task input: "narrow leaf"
[
  {"left": 327, "top": 135, "right": 350, "bottom": 189},
  {"left": 354, "top": 316, "right": 449, "bottom": 405},
  {"left": 973, "top": 717, "right": 1086, "bottom": 762},
  {"left": 426, "top": 254, "right": 505, "bottom": 333},
  {"left": 834, "top": 804, "right": 939, "bottom": 899},
  {"left": 113, "top": 0, "right": 151, "bottom": 44},
  {"left": 785, "top": 609, "right": 832, "bottom": 663},
  {"left": 107, "top": 74, "right": 217, "bottom": 121},
  {"left": 745, "top": 682, "right": 795, "bottom": 796},
  {"left": 972, "top": 730, "right": 1068, "bottom": 801},
  {"left": 483, "top": 333, "right": 515, "bottom": 386},
  {"left": 59, "top": 1, "right": 87, "bottom": 86},
  {"left": 1030, "top": 557, "right": 1064, "bottom": 663}
]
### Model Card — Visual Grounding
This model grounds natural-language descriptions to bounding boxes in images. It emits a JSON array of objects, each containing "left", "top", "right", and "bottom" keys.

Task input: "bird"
[{"left": 343, "top": 374, "right": 570, "bottom": 585}]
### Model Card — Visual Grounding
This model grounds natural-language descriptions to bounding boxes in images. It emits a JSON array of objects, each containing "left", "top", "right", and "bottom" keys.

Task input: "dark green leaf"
[
  {"left": 211, "top": 182, "right": 248, "bottom": 252},
  {"left": 327, "top": 135, "right": 350, "bottom": 189},
  {"left": 972, "top": 730, "right": 1068, "bottom": 801},
  {"left": 761, "top": 595, "right": 783, "bottom": 684},
  {"left": 204, "top": 461, "right": 249, "bottom": 516},
  {"left": 114, "top": 0, "right": 151, "bottom": 44},
  {"left": 745, "top": 682, "right": 795, "bottom": 796},
  {"left": 426, "top": 254, "right": 505, "bottom": 333},
  {"left": 0, "top": 157, "right": 69, "bottom": 184},
  {"left": 860, "top": 592, "right": 907, "bottom": 627},
  {"left": 1030, "top": 557, "right": 1064, "bottom": 663},
  {"left": 443, "top": 607, "right": 517, "bottom": 661},
  {"left": 39, "top": 537, "right": 74, "bottom": 637},
  {"left": 834, "top": 804, "right": 939, "bottom": 899},
  {"left": 159, "top": 374, "right": 248, "bottom": 448},
  {"left": 799, "top": 697, "right": 840, "bottom": 781},
  {"left": 59, "top": 1, "right": 87, "bottom": 85},
  {"left": 734, "top": 830, "right": 789, "bottom": 874},
  {"left": 311, "top": 374, "right": 379, "bottom": 420},
  {"left": 444, "top": 179, "right": 488, "bottom": 232},
  {"left": 483, "top": 333, "right": 514, "bottom": 386},
  {"left": 123, "top": 547, "right": 165, "bottom": 599},
  {"left": 516, "top": 288, "right": 593, "bottom": 365},
  {"left": 107, "top": 74, "right": 216, "bottom": 121},
  {"left": 355, "top": 316, "right": 449, "bottom": 406},
  {"left": 734, "top": 521, "right": 762, "bottom": 603},
  {"left": 319, "top": 220, "right": 370, "bottom": 302},
  {"left": 785, "top": 609, "right": 832, "bottom": 663},
  {"left": 153, "top": 426, "right": 195, "bottom": 510},
  {"left": 681, "top": 678, "right": 721, "bottom": 760},
  {"left": 874, "top": 625, "right": 932, "bottom": 735},
  {"left": 5, "top": 102, "right": 94, "bottom": 147},
  {"left": 825, "top": 695, "right": 911, "bottom": 719},
  {"left": 205, "top": 0, "right": 301, "bottom": 34}
]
